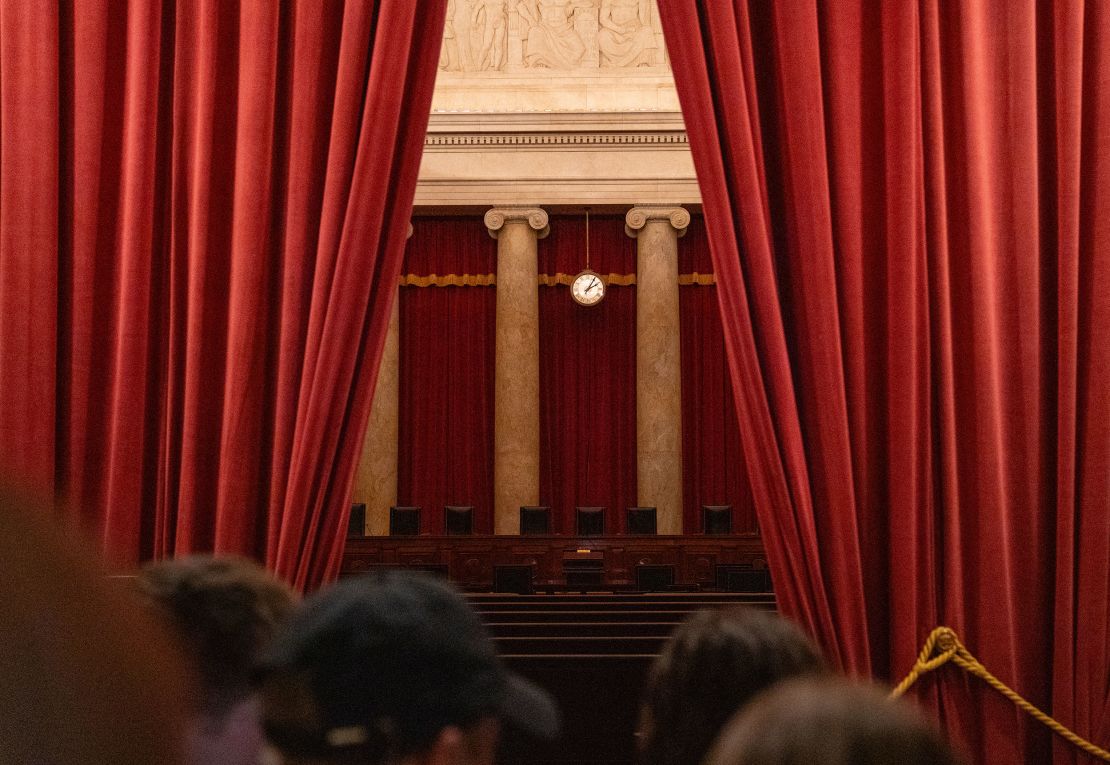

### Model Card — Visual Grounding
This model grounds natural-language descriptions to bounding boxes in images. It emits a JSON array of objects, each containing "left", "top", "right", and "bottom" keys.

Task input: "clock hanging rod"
[{"left": 585, "top": 208, "right": 590, "bottom": 270}]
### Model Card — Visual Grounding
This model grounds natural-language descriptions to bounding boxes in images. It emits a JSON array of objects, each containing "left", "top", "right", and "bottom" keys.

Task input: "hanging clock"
[
  {"left": 571, "top": 269, "right": 606, "bottom": 306},
  {"left": 571, "top": 210, "right": 605, "bottom": 306}
]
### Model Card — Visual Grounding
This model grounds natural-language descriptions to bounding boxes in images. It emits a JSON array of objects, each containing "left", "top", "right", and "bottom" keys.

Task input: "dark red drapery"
[
  {"left": 659, "top": 1, "right": 1110, "bottom": 763},
  {"left": 679, "top": 218, "right": 754, "bottom": 535},
  {"left": 398, "top": 217, "right": 497, "bottom": 534},
  {"left": 539, "top": 214, "right": 637, "bottom": 534},
  {"left": 0, "top": 0, "right": 445, "bottom": 589}
]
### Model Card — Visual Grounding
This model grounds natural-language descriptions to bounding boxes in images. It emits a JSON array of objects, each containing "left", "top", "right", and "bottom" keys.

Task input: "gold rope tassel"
[{"left": 891, "top": 627, "right": 1110, "bottom": 762}]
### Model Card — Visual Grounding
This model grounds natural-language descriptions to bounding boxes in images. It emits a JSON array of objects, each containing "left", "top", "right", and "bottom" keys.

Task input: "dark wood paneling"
[{"left": 342, "top": 535, "right": 766, "bottom": 588}]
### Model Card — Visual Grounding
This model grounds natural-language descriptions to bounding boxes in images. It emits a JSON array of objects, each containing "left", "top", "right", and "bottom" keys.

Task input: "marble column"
[
  {"left": 485, "top": 207, "right": 549, "bottom": 534},
  {"left": 626, "top": 205, "right": 689, "bottom": 535},
  {"left": 351, "top": 224, "right": 411, "bottom": 535}
]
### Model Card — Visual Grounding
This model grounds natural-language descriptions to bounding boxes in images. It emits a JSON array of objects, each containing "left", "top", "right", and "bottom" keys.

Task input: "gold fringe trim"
[
  {"left": 537, "top": 272, "right": 637, "bottom": 287},
  {"left": 400, "top": 273, "right": 496, "bottom": 287},
  {"left": 399, "top": 273, "right": 716, "bottom": 287},
  {"left": 678, "top": 272, "right": 717, "bottom": 286}
]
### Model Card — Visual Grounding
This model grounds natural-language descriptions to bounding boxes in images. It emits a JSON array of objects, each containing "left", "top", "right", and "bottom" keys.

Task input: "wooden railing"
[{"left": 341, "top": 534, "right": 767, "bottom": 590}]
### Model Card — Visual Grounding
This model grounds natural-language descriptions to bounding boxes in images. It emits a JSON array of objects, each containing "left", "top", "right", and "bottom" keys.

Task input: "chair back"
[
  {"left": 389, "top": 506, "right": 421, "bottom": 536},
  {"left": 444, "top": 505, "right": 473, "bottom": 535},
  {"left": 627, "top": 506, "right": 657, "bottom": 535},
  {"left": 520, "top": 506, "right": 551, "bottom": 535},
  {"left": 575, "top": 506, "right": 605, "bottom": 536}
]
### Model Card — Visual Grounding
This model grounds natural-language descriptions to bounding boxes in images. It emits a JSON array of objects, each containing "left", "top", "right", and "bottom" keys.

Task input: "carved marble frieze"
[{"left": 440, "top": 0, "right": 669, "bottom": 74}]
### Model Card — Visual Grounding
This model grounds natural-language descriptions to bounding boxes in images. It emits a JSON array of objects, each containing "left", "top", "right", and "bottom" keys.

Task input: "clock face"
[{"left": 571, "top": 270, "right": 606, "bottom": 306}]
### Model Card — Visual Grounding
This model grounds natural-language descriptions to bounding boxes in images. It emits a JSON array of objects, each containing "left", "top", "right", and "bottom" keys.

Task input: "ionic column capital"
[
  {"left": 624, "top": 205, "right": 690, "bottom": 238},
  {"left": 485, "top": 207, "right": 550, "bottom": 240}
]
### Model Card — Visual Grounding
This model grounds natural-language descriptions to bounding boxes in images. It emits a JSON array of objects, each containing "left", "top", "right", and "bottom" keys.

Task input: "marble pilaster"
[
  {"left": 486, "top": 207, "right": 549, "bottom": 534},
  {"left": 626, "top": 205, "right": 689, "bottom": 535}
]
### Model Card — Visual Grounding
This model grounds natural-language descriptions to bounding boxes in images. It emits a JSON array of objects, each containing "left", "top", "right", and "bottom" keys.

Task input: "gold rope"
[
  {"left": 399, "top": 273, "right": 718, "bottom": 287},
  {"left": 891, "top": 627, "right": 1110, "bottom": 761}
]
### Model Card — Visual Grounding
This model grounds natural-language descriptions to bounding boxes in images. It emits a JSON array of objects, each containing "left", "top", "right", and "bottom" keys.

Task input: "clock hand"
[{"left": 589, "top": 277, "right": 599, "bottom": 290}]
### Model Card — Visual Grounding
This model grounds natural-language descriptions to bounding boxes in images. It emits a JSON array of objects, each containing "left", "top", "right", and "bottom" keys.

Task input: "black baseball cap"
[{"left": 256, "top": 571, "right": 559, "bottom": 760}]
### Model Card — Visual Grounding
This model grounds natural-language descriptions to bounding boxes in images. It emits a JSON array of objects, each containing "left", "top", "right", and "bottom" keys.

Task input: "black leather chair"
[
  {"left": 702, "top": 505, "right": 733, "bottom": 535},
  {"left": 636, "top": 564, "right": 675, "bottom": 592},
  {"left": 389, "top": 506, "right": 421, "bottom": 536},
  {"left": 494, "top": 564, "right": 534, "bottom": 594},
  {"left": 575, "top": 506, "right": 605, "bottom": 536},
  {"left": 444, "top": 505, "right": 474, "bottom": 535},
  {"left": 626, "top": 506, "right": 657, "bottom": 535},
  {"left": 347, "top": 503, "right": 367, "bottom": 538},
  {"left": 520, "top": 506, "right": 551, "bottom": 535}
]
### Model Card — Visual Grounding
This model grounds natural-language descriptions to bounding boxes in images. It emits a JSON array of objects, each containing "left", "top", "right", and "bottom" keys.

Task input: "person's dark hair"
[
  {"left": 257, "top": 571, "right": 558, "bottom": 764},
  {"left": 137, "top": 555, "right": 297, "bottom": 716},
  {"left": 705, "top": 678, "right": 965, "bottom": 765},
  {"left": 638, "top": 607, "right": 826, "bottom": 765}
]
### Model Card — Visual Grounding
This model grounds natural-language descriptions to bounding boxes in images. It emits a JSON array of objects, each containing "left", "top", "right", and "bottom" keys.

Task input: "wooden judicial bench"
[{"left": 340, "top": 534, "right": 767, "bottom": 590}]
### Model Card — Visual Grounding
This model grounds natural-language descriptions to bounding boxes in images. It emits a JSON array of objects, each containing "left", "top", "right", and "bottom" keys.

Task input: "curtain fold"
[
  {"left": 659, "top": 1, "right": 1110, "bottom": 763},
  {"left": 0, "top": 0, "right": 445, "bottom": 590},
  {"left": 0, "top": 0, "right": 59, "bottom": 499}
]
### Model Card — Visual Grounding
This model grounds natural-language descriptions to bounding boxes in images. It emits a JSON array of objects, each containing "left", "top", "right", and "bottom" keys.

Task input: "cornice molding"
[
  {"left": 413, "top": 178, "right": 702, "bottom": 207},
  {"left": 428, "top": 110, "right": 687, "bottom": 130},
  {"left": 425, "top": 132, "right": 688, "bottom": 149}
]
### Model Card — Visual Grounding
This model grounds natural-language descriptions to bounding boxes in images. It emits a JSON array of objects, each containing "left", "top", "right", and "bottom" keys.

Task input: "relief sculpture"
[
  {"left": 438, "top": 0, "right": 668, "bottom": 73},
  {"left": 440, "top": 0, "right": 461, "bottom": 71},
  {"left": 518, "top": 0, "right": 593, "bottom": 69},
  {"left": 471, "top": 0, "right": 508, "bottom": 70},
  {"left": 598, "top": 0, "right": 657, "bottom": 67}
]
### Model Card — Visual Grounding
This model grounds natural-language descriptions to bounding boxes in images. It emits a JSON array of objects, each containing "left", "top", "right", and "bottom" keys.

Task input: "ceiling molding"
[{"left": 425, "top": 132, "right": 688, "bottom": 149}]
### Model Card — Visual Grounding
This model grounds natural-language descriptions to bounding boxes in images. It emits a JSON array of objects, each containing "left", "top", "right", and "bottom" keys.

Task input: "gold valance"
[
  {"left": 678, "top": 272, "right": 716, "bottom": 286},
  {"left": 399, "top": 273, "right": 496, "bottom": 287},
  {"left": 537, "top": 272, "right": 637, "bottom": 287},
  {"left": 399, "top": 272, "right": 716, "bottom": 287}
]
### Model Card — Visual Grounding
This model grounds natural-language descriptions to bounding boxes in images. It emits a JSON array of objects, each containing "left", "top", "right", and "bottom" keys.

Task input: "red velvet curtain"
[
  {"left": 679, "top": 217, "right": 754, "bottom": 534},
  {"left": 659, "top": 2, "right": 1110, "bottom": 763},
  {"left": 0, "top": 1, "right": 445, "bottom": 589},
  {"left": 539, "top": 214, "right": 636, "bottom": 534},
  {"left": 398, "top": 217, "right": 497, "bottom": 534}
]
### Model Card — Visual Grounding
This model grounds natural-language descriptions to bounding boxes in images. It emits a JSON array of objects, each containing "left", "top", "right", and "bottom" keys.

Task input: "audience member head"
[
  {"left": 0, "top": 490, "right": 186, "bottom": 765},
  {"left": 705, "top": 678, "right": 965, "bottom": 765},
  {"left": 137, "top": 555, "right": 298, "bottom": 765},
  {"left": 638, "top": 607, "right": 826, "bottom": 765},
  {"left": 257, "top": 571, "right": 559, "bottom": 765}
]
